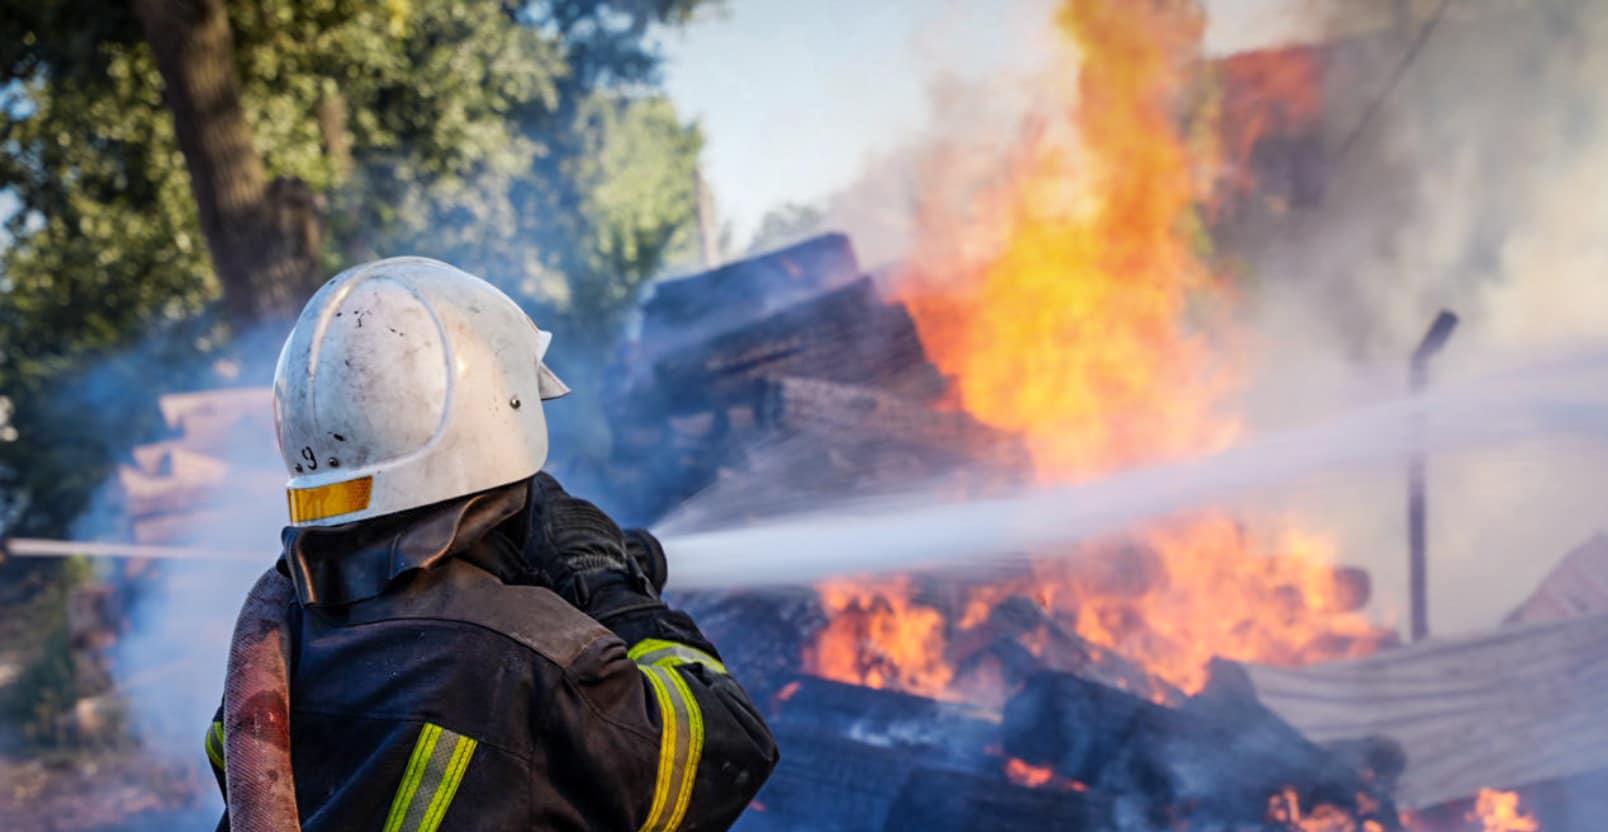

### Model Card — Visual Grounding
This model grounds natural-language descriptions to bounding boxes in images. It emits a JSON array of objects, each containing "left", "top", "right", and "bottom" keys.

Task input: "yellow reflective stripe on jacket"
[
  {"left": 640, "top": 666, "right": 679, "bottom": 829},
  {"left": 661, "top": 667, "right": 705, "bottom": 832},
  {"left": 628, "top": 638, "right": 728, "bottom": 675},
  {"left": 637, "top": 664, "right": 706, "bottom": 832},
  {"left": 204, "top": 721, "right": 225, "bottom": 772},
  {"left": 383, "top": 722, "right": 479, "bottom": 832}
]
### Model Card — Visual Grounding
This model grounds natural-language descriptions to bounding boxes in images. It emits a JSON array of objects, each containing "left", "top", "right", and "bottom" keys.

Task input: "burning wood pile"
[
  {"left": 600, "top": 1, "right": 1463, "bottom": 825},
  {"left": 49, "top": 4, "right": 1583, "bottom": 830},
  {"left": 605, "top": 232, "right": 1406, "bottom": 830}
]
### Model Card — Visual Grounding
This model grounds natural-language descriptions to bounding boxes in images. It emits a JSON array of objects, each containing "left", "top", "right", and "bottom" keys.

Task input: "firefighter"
[{"left": 204, "top": 257, "right": 778, "bottom": 830}]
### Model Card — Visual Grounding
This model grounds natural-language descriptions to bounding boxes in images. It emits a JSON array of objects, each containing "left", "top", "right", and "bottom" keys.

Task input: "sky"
[
  {"left": 656, "top": 0, "right": 1059, "bottom": 245},
  {"left": 657, "top": 0, "right": 1343, "bottom": 246}
]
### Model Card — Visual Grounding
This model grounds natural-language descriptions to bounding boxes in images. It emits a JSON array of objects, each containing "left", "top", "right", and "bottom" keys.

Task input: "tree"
[
  {"left": 0, "top": 0, "right": 716, "bottom": 536},
  {"left": 747, "top": 201, "right": 826, "bottom": 255},
  {"left": 132, "top": 0, "right": 322, "bottom": 325}
]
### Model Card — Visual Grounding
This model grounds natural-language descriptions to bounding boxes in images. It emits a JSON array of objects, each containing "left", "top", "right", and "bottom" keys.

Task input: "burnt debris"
[{"left": 607, "top": 234, "right": 1405, "bottom": 830}]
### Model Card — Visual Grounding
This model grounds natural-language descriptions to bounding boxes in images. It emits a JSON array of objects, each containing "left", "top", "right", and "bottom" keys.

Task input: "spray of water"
[{"left": 660, "top": 344, "right": 1608, "bottom": 589}]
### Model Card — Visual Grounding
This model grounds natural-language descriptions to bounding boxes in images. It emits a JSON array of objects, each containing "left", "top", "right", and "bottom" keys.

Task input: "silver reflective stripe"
[
  {"left": 638, "top": 664, "right": 704, "bottom": 832},
  {"left": 628, "top": 638, "right": 728, "bottom": 675},
  {"left": 383, "top": 723, "right": 479, "bottom": 832}
]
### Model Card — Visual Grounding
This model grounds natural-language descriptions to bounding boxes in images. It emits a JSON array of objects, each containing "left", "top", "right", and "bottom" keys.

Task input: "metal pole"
[{"left": 1409, "top": 309, "right": 1458, "bottom": 641}]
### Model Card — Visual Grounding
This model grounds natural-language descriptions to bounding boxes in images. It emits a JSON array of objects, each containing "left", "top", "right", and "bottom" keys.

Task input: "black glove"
[
  {"left": 623, "top": 528, "right": 668, "bottom": 594},
  {"left": 523, "top": 472, "right": 631, "bottom": 585}
]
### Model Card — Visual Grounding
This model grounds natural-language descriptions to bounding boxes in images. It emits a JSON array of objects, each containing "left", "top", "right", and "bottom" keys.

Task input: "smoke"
[
  {"left": 662, "top": 344, "right": 1608, "bottom": 589},
  {"left": 806, "top": 1, "right": 1067, "bottom": 270},
  {"left": 1229, "top": 0, "right": 1608, "bottom": 633},
  {"left": 54, "top": 325, "right": 289, "bottom": 819},
  {"left": 792, "top": 0, "right": 1608, "bottom": 635}
]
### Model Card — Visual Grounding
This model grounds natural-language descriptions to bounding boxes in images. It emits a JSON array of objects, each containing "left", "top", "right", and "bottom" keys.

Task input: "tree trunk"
[{"left": 132, "top": 0, "right": 322, "bottom": 326}]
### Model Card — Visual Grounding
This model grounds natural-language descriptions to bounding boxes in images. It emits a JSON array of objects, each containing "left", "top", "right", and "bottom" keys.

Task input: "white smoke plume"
[
  {"left": 1232, "top": 0, "right": 1608, "bottom": 633},
  {"left": 800, "top": 0, "right": 1608, "bottom": 635}
]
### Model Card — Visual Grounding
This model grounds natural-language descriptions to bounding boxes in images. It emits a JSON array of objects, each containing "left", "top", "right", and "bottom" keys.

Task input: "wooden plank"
[
  {"left": 1002, "top": 668, "right": 1396, "bottom": 827},
  {"left": 949, "top": 595, "right": 1185, "bottom": 708},
  {"left": 640, "top": 232, "right": 863, "bottom": 357},
  {"left": 767, "top": 675, "right": 1000, "bottom": 773},
  {"left": 157, "top": 387, "right": 273, "bottom": 432},
  {"left": 882, "top": 768, "right": 1107, "bottom": 831},
  {"left": 1507, "top": 532, "right": 1608, "bottom": 623},
  {"left": 649, "top": 278, "right": 946, "bottom": 410},
  {"left": 758, "top": 376, "right": 1027, "bottom": 470},
  {"left": 1242, "top": 613, "right": 1608, "bottom": 808},
  {"left": 747, "top": 725, "right": 924, "bottom": 832}
]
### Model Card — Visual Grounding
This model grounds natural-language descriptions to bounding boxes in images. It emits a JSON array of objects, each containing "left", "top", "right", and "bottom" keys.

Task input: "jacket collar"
[{"left": 281, "top": 480, "right": 530, "bottom": 607}]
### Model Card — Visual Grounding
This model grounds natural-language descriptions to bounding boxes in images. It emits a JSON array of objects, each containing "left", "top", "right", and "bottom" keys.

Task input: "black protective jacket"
[{"left": 206, "top": 481, "right": 777, "bottom": 831}]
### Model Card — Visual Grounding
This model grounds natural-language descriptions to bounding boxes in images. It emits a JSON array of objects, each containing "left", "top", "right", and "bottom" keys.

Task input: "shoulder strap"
[{"left": 338, "top": 555, "right": 614, "bottom": 669}]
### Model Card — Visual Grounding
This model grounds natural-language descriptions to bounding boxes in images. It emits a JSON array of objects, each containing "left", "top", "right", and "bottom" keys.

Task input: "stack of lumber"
[
  {"left": 625, "top": 235, "right": 1406, "bottom": 829},
  {"left": 1507, "top": 532, "right": 1608, "bottom": 624},
  {"left": 115, "top": 388, "right": 281, "bottom": 548},
  {"left": 608, "top": 233, "right": 1025, "bottom": 527},
  {"left": 1243, "top": 611, "right": 1608, "bottom": 810}
]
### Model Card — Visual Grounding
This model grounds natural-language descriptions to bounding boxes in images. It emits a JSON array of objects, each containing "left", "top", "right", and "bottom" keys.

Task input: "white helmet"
[{"left": 273, "top": 257, "right": 570, "bottom": 527}]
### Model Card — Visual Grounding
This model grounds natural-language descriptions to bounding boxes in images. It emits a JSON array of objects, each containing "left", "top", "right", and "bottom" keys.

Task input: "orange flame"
[
  {"left": 1216, "top": 46, "right": 1326, "bottom": 201},
  {"left": 1004, "top": 758, "right": 1087, "bottom": 792},
  {"left": 1005, "top": 758, "right": 1055, "bottom": 788},
  {"left": 1268, "top": 787, "right": 1387, "bottom": 832},
  {"left": 1470, "top": 789, "right": 1540, "bottom": 832},
  {"left": 899, "top": 0, "right": 1233, "bottom": 481},
  {"left": 806, "top": 577, "right": 953, "bottom": 697},
  {"left": 804, "top": 0, "right": 1390, "bottom": 697}
]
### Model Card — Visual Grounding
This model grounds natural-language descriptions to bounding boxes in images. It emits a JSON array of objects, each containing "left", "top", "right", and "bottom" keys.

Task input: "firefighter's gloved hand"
[
  {"left": 623, "top": 528, "right": 667, "bottom": 594},
  {"left": 524, "top": 472, "right": 631, "bottom": 581}
]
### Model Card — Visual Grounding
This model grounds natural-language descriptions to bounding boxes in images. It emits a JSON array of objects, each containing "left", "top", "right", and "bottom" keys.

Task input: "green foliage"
[
  {"left": 747, "top": 201, "right": 826, "bottom": 255},
  {"left": 0, "top": 558, "right": 90, "bottom": 747},
  {"left": 0, "top": 0, "right": 715, "bottom": 535},
  {"left": 561, "top": 94, "right": 704, "bottom": 332}
]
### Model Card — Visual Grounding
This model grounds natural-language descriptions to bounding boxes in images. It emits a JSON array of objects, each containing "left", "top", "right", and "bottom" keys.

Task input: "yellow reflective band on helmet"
[
  {"left": 637, "top": 664, "right": 705, "bottom": 832},
  {"left": 204, "top": 720, "right": 225, "bottom": 772},
  {"left": 629, "top": 638, "right": 728, "bottom": 676},
  {"left": 287, "top": 476, "right": 374, "bottom": 523},
  {"left": 383, "top": 722, "right": 479, "bottom": 832}
]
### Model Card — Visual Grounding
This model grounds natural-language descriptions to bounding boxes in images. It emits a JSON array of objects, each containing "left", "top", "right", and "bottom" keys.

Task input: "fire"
[
  {"left": 1216, "top": 46, "right": 1326, "bottom": 202},
  {"left": 1058, "top": 518, "right": 1387, "bottom": 692},
  {"left": 803, "top": 0, "right": 1391, "bottom": 696},
  {"left": 805, "top": 577, "right": 952, "bottom": 697},
  {"left": 899, "top": 0, "right": 1233, "bottom": 480},
  {"left": 1004, "top": 758, "right": 1054, "bottom": 788},
  {"left": 1004, "top": 758, "right": 1086, "bottom": 792},
  {"left": 1268, "top": 787, "right": 1385, "bottom": 832},
  {"left": 1470, "top": 789, "right": 1539, "bottom": 832}
]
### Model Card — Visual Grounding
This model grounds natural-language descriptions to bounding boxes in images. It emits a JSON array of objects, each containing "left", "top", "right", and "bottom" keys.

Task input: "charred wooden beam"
[
  {"left": 745, "top": 725, "right": 930, "bottom": 832},
  {"left": 640, "top": 232, "right": 863, "bottom": 357},
  {"left": 949, "top": 595, "right": 1186, "bottom": 708},
  {"left": 649, "top": 278, "right": 946, "bottom": 413},
  {"left": 882, "top": 768, "right": 1108, "bottom": 832},
  {"left": 757, "top": 376, "right": 1027, "bottom": 469},
  {"left": 767, "top": 675, "right": 1000, "bottom": 773},
  {"left": 1002, "top": 663, "right": 1401, "bottom": 829}
]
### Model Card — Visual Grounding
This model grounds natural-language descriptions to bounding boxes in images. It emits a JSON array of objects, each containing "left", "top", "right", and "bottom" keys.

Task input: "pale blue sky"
[
  {"left": 657, "top": 0, "right": 1059, "bottom": 244},
  {"left": 657, "top": 0, "right": 1328, "bottom": 245}
]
